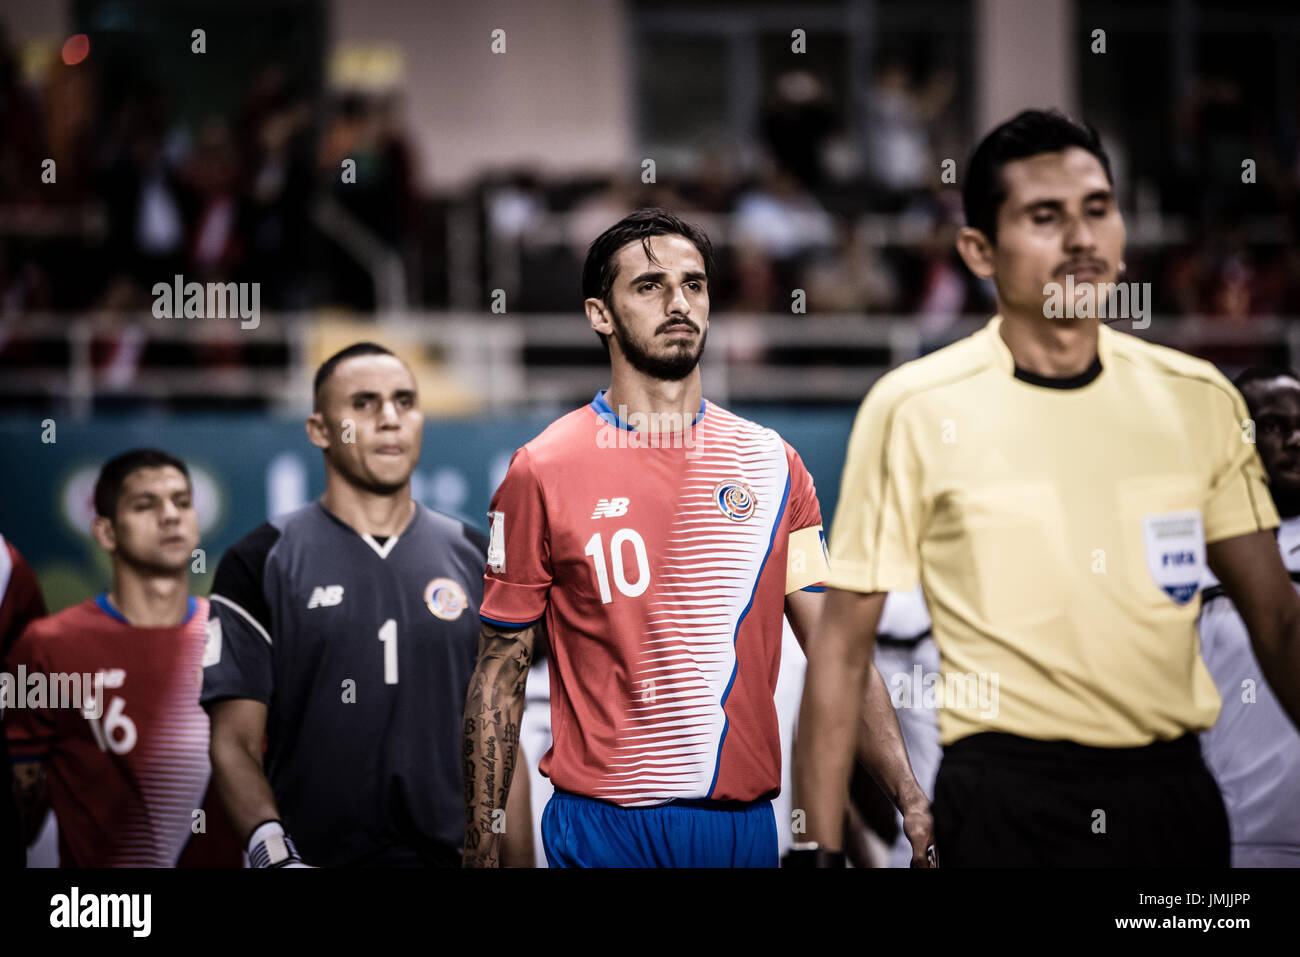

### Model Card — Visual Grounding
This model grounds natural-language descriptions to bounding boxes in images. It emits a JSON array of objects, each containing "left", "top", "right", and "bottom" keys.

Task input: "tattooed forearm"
[{"left": 462, "top": 621, "right": 537, "bottom": 867}]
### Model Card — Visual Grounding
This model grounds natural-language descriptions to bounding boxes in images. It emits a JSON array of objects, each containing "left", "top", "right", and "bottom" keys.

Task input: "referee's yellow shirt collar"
[{"left": 985, "top": 314, "right": 1111, "bottom": 379}]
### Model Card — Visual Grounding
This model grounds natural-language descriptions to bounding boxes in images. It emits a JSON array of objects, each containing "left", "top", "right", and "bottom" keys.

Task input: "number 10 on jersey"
[{"left": 584, "top": 529, "right": 650, "bottom": 604}]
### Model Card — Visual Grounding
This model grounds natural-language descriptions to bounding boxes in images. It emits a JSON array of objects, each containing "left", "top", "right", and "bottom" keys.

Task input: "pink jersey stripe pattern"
[
  {"left": 595, "top": 406, "right": 789, "bottom": 805},
  {"left": 106, "top": 603, "right": 211, "bottom": 866}
]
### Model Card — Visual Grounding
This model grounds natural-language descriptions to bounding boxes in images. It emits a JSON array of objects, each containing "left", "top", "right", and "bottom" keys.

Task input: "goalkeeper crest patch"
[
  {"left": 1142, "top": 510, "right": 1205, "bottom": 605},
  {"left": 424, "top": 577, "right": 468, "bottom": 621}
]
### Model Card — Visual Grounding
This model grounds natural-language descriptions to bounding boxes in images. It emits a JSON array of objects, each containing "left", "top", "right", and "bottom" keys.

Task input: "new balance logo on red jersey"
[
  {"left": 96, "top": 668, "right": 126, "bottom": 689},
  {"left": 591, "top": 497, "right": 630, "bottom": 519},
  {"left": 307, "top": 585, "right": 344, "bottom": 608}
]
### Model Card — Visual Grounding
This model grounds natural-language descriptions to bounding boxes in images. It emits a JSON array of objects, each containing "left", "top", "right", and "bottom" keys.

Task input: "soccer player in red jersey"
[
  {"left": 1, "top": 533, "right": 47, "bottom": 866},
  {"left": 462, "top": 208, "right": 934, "bottom": 867},
  {"left": 5, "top": 449, "right": 240, "bottom": 866}
]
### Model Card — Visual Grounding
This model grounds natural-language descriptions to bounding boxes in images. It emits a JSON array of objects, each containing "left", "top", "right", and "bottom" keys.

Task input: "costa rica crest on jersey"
[
  {"left": 713, "top": 480, "right": 757, "bottom": 522},
  {"left": 1141, "top": 510, "right": 1205, "bottom": 605},
  {"left": 424, "top": 577, "right": 468, "bottom": 621}
]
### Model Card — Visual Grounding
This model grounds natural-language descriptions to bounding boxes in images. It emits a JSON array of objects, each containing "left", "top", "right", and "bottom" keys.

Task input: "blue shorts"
[{"left": 541, "top": 790, "right": 779, "bottom": 868}]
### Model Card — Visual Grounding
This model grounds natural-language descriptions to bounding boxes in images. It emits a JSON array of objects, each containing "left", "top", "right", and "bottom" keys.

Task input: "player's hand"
[
  {"left": 901, "top": 794, "right": 937, "bottom": 868},
  {"left": 247, "top": 820, "right": 314, "bottom": 868}
]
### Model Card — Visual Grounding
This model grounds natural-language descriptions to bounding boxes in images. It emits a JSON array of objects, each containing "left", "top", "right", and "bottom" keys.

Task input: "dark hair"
[
  {"left": 1234, "top": 366, "right": 1300, "bottom": 404},
  {"left": 94, "top": 448, "right": 191, "bottom": 519},
  {"left": 963, "top": 109, "right": 1114, "bottom": 243},
  {"left": 313, "top": 341, "right": 397, "bottom": 410},
  {"left": 581, "top": 207, "right": 717, "bottom": 348}
]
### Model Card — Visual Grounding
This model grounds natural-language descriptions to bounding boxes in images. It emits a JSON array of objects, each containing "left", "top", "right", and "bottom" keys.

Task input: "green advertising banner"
[{"left": 0, "top": 408, "right": 856, "bottom": 612}]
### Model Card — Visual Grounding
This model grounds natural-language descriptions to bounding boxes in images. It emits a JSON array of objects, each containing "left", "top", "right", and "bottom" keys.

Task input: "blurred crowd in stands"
[
  {"left": 4, "top": 15, "right": 1300, "bottom": 328},
  {"left": 2, "top": 9, "right": 1300, "bottom": 414}
]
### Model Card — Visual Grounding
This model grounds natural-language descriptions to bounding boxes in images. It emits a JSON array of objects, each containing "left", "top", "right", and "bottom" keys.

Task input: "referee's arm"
[
  {"left": 793, "top": 587, "right": 886, "bottom": 853},
  {"left": 797, "top": 372, "right": 925, "bottom": 857},
  {"left": 461, "top": 620, "right": 538, "bottom": 868},
  {"left": 1208, "top": 530, "right": 1300, "bottom": 736}
]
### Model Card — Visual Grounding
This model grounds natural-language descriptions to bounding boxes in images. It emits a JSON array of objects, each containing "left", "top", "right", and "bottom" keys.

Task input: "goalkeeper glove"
[{"left": 247, "top": 820, "right": 312, "bottom": 868}]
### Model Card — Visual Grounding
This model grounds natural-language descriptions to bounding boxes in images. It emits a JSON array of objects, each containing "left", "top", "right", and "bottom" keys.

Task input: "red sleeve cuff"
[{"left": 481, "top": 578, "right": 549, "bottom": 628}]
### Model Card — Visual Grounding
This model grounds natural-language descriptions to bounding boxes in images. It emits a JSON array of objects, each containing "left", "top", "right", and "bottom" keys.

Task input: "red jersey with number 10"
[{"left": 481, "top": 392, "right": 827, "bottom": 806}]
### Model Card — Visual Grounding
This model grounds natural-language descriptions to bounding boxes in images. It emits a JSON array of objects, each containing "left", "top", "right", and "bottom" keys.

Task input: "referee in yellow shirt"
[{"left": 794, "top": 110, "right": 1300, "bottom": 866}]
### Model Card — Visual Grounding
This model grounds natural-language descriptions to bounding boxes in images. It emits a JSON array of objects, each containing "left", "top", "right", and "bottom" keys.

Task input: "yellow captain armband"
[{"left": 786, "top": 524, "right": 830, "bottom": 594}]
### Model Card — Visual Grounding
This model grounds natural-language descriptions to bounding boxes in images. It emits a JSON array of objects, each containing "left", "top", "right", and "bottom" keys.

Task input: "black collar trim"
[{"left": 1014, "top": 356, "right": 1103, "bottom": 390}]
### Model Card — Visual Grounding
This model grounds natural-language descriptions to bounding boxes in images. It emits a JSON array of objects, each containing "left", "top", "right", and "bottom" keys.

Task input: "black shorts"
[
  {"left": 932, "top": 732, "right": 1228, "bottom": 867},
  {"left": 344, "top": 841, "right": 461, "bottom": 868}
]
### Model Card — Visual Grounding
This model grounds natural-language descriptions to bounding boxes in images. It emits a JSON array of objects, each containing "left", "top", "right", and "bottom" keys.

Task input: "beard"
[{"left": 608, "top": 307, "right": 707, "bottom": 382}]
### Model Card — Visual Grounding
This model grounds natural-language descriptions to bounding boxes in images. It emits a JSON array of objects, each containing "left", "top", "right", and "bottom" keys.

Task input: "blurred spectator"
[
  {"left": 732, "top": 165, "right": 835, "bottom": 311},
  {"left": 316, "top": 91, "right": 420, "bottom": 308},
  {"left": 760, "top": 70, "right": 838, "bottom": 193},
  {"left": 863, "top": 57, "right": 956, "bottom": 207},
  {"left": 677, "top": 142, "right": 741, "bottom": 214},
  {"left": 239, "top": 65, "right": 313, "bottom": 309},
  {"left": 1172, "top": 76, "right": 1253, "bottom": 222},
  {"left": 802, "top": 219, "right": 899, "bottom": 313},
  {"left": 0, "top": 22, "right": 45, "bottom": 207},
  {"left": 184, "top": 116, "right": 244, "bottom": 279},
  {"left": 487, "top": 170, "right": 546, "bottom": 246},
  {"left": 909, "top": 190, "right": 978, "bottom": 339},
  {"left": 98, "top": 86, "right": 189, "bottom": 295},
  {"left": 42, "top": 41, "right": 97, "bottom": 204}
]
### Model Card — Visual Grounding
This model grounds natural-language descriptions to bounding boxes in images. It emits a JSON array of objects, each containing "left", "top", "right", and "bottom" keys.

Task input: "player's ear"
[
  {"left": 585, "top": 297, "right": 614, "bottom": 340},
  {"left": 91, "top": 514, "right": 116, "bottom": 553},
  {"left": 956, "top": 226, "right": 996, "bottom": 280},
  {"left": 305, "top": 411, "right": 330, "bottom": 452}
]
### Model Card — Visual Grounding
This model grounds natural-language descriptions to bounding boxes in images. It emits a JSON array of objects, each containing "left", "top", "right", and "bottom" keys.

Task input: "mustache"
[
  {"left": 1055, "top": 258, "right": 1110, "bottom": 278},
  {"left": 656, "top": 317, "right": 699, "bottom": 334}
]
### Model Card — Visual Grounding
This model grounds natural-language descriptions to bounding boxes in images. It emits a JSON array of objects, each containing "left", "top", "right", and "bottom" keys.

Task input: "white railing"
[{"left": 2, "top": 313, "right": 1297, "bottom": 418}]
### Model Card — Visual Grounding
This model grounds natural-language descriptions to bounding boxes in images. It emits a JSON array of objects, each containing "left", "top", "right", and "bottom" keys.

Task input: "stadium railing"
[{"left": 2, "top": 314, "right": 1296, "bottom": 417}]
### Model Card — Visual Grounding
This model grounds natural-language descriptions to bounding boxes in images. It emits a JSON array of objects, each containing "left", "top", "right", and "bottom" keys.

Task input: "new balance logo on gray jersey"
[
  {"left": 307, "top": 585, "right": 344, "bottom": 608},
  {"left": 591, "top": 497, "right": 630, "bottom": 519}
]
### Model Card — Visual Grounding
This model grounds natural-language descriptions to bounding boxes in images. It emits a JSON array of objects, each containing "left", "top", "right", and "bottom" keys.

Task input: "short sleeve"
[
  {"left": 1202, "top": 374, "right": 1279, "bottom": 543},
  {"left": 825, "top": 380, "right": 925, "bottom": 594},
  {"left": 784, "top": 444, "right": 828, "bottom": 593},
  {"left": 0, "top": 542, "right": 47, "bottom": 660},
  {"left": 201, "top": 526, "right": 277, "bottom": 707},
  {"left": 481, "top": 446, "right": 552, "bottom": 628},
  {"left": 4, "top": 623, "right": 56, "bottom": 763}
]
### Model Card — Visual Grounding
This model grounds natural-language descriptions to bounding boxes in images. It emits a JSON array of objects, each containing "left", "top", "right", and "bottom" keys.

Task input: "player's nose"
[
  {"left": 667, "top": 283, "right": 692, "bottom": 316},
  {"left": 1062, "top": 213, "right": 1098, "bottom": 253}
]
